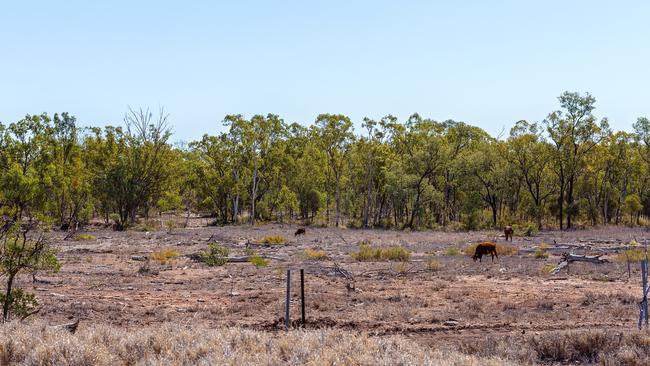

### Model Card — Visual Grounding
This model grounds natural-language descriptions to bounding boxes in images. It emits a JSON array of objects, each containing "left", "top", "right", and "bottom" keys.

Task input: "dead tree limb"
[{"left": 551, "top": 252, "right": 609, "bottom": 274}]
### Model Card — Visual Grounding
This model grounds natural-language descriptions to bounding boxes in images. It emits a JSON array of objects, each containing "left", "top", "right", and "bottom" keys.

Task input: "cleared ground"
[{"left": 18, "top": 221, "right": 650, "bottom": 353}]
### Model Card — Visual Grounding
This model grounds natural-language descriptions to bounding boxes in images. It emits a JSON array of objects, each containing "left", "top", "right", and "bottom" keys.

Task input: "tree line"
[{"left": 2, "top": 91, "right": 650, "bottom": 232}]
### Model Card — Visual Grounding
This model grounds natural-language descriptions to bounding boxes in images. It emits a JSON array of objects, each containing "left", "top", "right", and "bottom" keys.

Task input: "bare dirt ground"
[{"left": 21, "top": 219, "right": 650, "bottom": 350}]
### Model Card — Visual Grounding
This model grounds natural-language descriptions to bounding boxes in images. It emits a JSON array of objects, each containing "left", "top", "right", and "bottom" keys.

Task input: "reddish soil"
[{"left": 21, "top": 220, "right": 649, "bottom": 348}]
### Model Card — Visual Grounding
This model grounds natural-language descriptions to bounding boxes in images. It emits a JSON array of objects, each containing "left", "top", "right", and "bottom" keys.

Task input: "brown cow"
[
  {"left": 472, "top": 242, "right": 498, "bottom": 262},
  {"left": 504, "top": 226, "right": 513, "bottom": 241},
  {"left": 294, "top": 228, "right": 306, "bottom": 236}
]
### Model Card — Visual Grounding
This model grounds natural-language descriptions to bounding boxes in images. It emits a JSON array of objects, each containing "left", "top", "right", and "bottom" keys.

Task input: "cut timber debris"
[{"left": 551, "top": 252, "right": 609, "bottom": 275}]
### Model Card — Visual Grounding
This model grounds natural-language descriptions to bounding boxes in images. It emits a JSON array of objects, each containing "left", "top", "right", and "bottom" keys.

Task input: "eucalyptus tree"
[
  {"left": 543, "top": 92, "right": 609, "bottom": 229},
  {"left": 508, "top": 120, "right": 554, "bottom": 228},
  {"left": 315, "top": 114, "right": 354, "bottom": 227}
]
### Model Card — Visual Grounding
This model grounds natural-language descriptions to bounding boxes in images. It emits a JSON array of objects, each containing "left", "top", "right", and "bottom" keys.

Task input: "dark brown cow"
[
  {"left": 504, "top": 226, "right": 513, "bottom": 241},
  {"left": 472, "top": 242, "right": 498, "bottom": 262},
  {"left": 294, "top": 228, "right": 306, "bottom": 236}
]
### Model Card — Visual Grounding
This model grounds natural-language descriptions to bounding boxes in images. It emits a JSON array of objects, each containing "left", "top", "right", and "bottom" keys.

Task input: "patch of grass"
[
  {"left": 539, "top": 263, "right": 556, "bottom": 274},
  {"left": 248, "top": 254, "right": 269, "bottom": 267},
  {"left": 164, "top": 220, "right": 176, "bottom": 233},
  {"left": 0, "top": 321, "right": 519, "bottom": 365},
  {"left": 133, "top": 220, "right": 159, "bottom": 232},
  {"left": 446, "top": 246, "right": 463, "bottom": 256},
  {"left": 304, "top": 248, "right": 328, "bottom": 261},
  {"left": 151, "top": 249, "right": 180, "bottom": 264},
  {"left": 257, "top": 235, "right": 286, "bottom": 245},
  {"left": 534, "top": 243, "right": 550, "bottom": 259},
  {"left": 426, "top": 257, "right": 441, "bottom": 271},
  {"left": 74, "top": 233, "right": 96, "bottom": 241},
  {"left": 614, "top": 241, "right": 649, "bottom": 263},
  {"left": 202, "top": 243, "right": 229, "bottom": 267},
  {"left": 496, "top": 244, "right": 518, "bottom": 256},
  {"left": 352, "top": 242, "right": 410, "bottom": 262}
]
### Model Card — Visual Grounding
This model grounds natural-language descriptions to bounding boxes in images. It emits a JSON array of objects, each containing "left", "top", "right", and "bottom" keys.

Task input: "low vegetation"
[
  {"left": 151, "top": 249, "right": 179, "bottom": 264},
  {"left": 201, "top": 243, "right": 229, "bottom": 267},
  {"left": 0, "top": 321, "right": 512, "bottom": 366},
  {"left": 534, "top": 244, "right": 550, "bottom": 259},
  {"left": 304, "top": 248, "right": 328, "bottom": 260},
  {"left": 352, "top": 241, "right": 411, "bottom": 262},
  {"left": 458, "top": 329, "right": 650, "bottom": 365},
  {"left": 257, "top": 235, "right": 287, "bottom": 245},
  {"left": 73, "top": 233, "right": 96, "bottom": 241},
  {"left": 248, "top": 254, "right": 270, "bottom": 267}
]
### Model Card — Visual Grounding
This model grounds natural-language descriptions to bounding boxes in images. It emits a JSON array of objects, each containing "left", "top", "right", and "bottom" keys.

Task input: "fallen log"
[
  {"left": 187, "top": 253, "right": 285, "bottom": 263},
  {"left": 551, "top": 253, "right": 609, "bottom": 275}
]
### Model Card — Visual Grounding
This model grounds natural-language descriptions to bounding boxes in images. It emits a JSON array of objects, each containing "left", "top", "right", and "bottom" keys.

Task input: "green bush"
[
  {"left": 248, "top": 254, "right": 269, "bottom": 267},
  {"left": 202, "top": 243, "right": 229, "bottom": 267}
]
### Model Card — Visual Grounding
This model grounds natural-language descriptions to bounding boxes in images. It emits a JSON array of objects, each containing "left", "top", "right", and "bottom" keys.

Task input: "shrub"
[
  {"left": 151, "top": 249, "right": 179, "bottom": 264},
  {"left": 426, "top": 257, "right": 441, "bottom": 271},
  {"left": 304, "top": 248, "right": 328, "bottom": 261},
  {"left": 74, "top": 233, "right": 96, "bottom": 241},
  {"left": 534, "top": 243, "right": 550, "bottom": 259},
  {"left": 202, "top": 243, "right": 229, "bottom": 267},
  {"left": 381, "top": 246, "right": 411, "bottom": 261},
  {"left": 539, "top": 263, "right": 556, "bottom": 274},
  {"left": 164, "top": 220, "right": 176, "bottom": 233},
  {"left": 257, "top": 235, "right": 286, "bottom": 245},
  {"left": 248, "top": 254, "right": 269, "bottom": 267}
]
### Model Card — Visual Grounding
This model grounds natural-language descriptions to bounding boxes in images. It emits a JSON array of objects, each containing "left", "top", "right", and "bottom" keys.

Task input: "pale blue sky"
[{"left": 2, "top": 1, "right": 650, "bottom": 142}]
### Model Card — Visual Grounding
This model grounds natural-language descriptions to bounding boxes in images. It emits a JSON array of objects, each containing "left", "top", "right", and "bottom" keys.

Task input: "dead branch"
[{"left": 551, "top": 252, "right": 609, "bottom": 274}]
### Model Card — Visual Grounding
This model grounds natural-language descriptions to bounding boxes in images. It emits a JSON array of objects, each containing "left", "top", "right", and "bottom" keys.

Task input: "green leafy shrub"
[
  {"left": 202, "top": 243, "right": 229, "bottom": 267},
  {"left": 248, "top": 254, "right": 269, "bottom": 267}
]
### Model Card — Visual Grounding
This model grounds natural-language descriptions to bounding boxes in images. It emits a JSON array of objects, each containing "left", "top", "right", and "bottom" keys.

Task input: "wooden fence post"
[
  {"left": 300, "top": 269, "right": 306, "bottom": 326},
  {"left": 285, "top": 269, "right": 291, "bottom": 331}
]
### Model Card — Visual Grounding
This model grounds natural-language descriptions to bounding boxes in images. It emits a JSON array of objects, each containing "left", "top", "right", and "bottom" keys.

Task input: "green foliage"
[
  {"left": 248, "top": 254, "right": 269, "bottom": 267},
  {"left": 0, "top": 289, "right": 38, "bottom": 320},
  {"left": 202, "top": 243, "right": 229, "bottom": 267},
  {"left": 3, "top": 91, "right": 650, "bottom": 233},
  {"left": 0, "top": 224, "right": 61, "bottom": 321}
]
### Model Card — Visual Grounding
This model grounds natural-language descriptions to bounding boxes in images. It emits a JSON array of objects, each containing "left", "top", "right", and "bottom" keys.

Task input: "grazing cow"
[
  {"left": 472, "top": 242, "right": 498, "bottom": 262},
  {"left": 294, "top": 228, "right": 306, "bottom": 236},
  {"left": 504, "top": 226, "right": 513, "bottom": 241}
]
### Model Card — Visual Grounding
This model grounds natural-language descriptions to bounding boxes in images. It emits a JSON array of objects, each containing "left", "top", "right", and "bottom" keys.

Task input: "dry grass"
[
  {"left": 258, "top": 235, "right": 287, "bottom": 245},
  {"left": 73, "top": 233, "right": 96, "bottom": 241},
  {"left": 0, "top": 321, "right": 514, "bottom": 366},
  {"left": 151, "top": 248, "right": 180, "bottom": 264},
  {"left": 458, "top": 330, "right": 650, "bottom": 365},
  {"left": 533, "top": 243, "right": 550, "bottom": 259},
  {"left": 304, "top": 248, "right": 328, "bottom": 260},
  {"left": 352, "top": 242, "right": 411, "bottom": 262}
]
